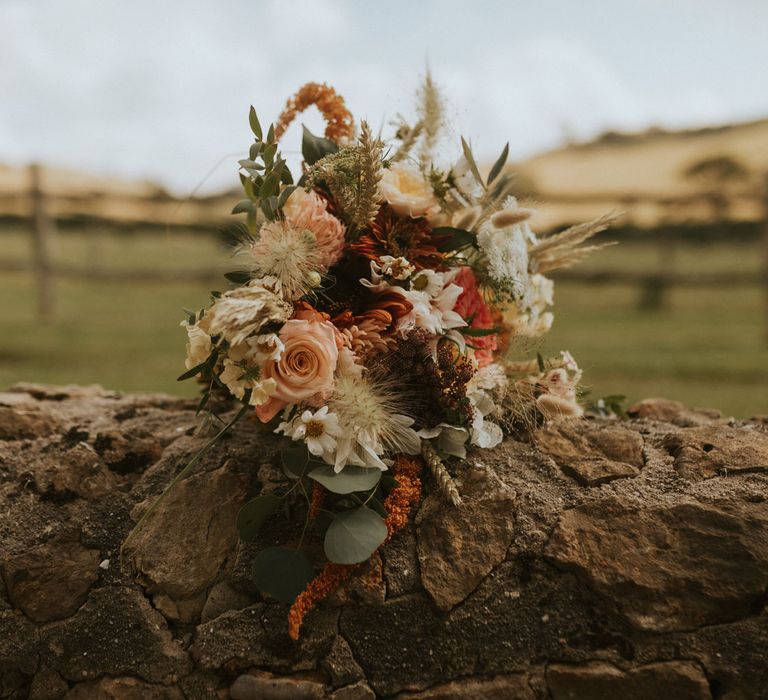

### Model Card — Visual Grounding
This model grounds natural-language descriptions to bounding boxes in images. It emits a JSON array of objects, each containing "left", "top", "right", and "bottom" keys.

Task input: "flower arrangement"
[{"left": 136, "top": 79, "right": 614, "bottom": 639}]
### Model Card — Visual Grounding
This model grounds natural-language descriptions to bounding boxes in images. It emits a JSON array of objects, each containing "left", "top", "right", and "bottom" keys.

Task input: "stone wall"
[{"left": 1, "top": 384, "right": 767, "bottom": 699}]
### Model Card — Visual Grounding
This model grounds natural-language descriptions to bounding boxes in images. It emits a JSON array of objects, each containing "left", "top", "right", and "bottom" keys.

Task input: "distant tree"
[{"left": 682, "top": 154, "right": 751, "bottom": 221}]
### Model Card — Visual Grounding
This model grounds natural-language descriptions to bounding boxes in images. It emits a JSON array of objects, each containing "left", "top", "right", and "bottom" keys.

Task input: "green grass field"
[{"left": 1, "top": 226, "right": 766, "bottom": 417}]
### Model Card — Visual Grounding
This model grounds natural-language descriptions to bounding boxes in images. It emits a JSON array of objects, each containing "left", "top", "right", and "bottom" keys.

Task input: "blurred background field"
[{"left": 1, "top": 216, "right": 766, "bottom": 417}]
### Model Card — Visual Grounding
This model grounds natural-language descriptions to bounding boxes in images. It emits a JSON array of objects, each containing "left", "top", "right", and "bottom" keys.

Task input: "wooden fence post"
[
  {"left": 29, "top": 163, "right": 55, "bottom": 321},
  {"left": 763, "top": 174, "right": 768, "bottom": 346}
]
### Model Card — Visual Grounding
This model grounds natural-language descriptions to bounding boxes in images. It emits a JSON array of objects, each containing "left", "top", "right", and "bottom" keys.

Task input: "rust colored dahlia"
[{"left": 349, "top": 205, "right": 447, "bottom": 270}]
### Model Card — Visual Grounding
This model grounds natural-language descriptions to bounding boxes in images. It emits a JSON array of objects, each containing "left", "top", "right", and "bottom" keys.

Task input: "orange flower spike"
[
  {"left": 275, "top": 82, "right": 355, "bottom": 144},
  {"left": 383, "top": 455, "right": 423, "bottom": 540},
  {"left": 288, "top": 562, "right": 354, "bottom": 641}
]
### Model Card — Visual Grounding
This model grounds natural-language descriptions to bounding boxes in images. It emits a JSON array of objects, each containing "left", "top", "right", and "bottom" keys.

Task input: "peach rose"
[
  {"left": 256, "top": 319, "right": 339, "bottom": 422},
  {"left": 378, "top": 163, "right": 440, "bottom": 219}
]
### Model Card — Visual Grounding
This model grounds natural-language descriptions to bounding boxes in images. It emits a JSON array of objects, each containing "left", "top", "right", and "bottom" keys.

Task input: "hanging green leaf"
[
  {"left": 236, "top": 494, "right": 282, "bottom": 541},
  {"left": 224, "top": 271, "right": 251, "bottom": 285},
  {"left": 432, "top": 226, "right": 477, "bottom": 252},
  {"left": 177, "top": 359, "right": 209, "bottom": 381},
  {"left": 487, "top": 142, "right": 510, "bottom": 185},
  {"left": 308, "top": 465, "right": 382, "bottom": 495},
  {"left": 302, "top": 125, "right": 338, "bottom": 165},
  {"left": 461, "top": 326, "right": 500, "bottom": 337},
  {"left": 248, "top": 106, "right": 263, "bottom": 140},
  {"left": 324, "top": 507, "right": 388, "bottom": 565},
  {"left": 281, "top": 444, "right": 309, "bottom": 480},
  {"left": 252, "top": 547, "right": 314, "bottom": 604}
]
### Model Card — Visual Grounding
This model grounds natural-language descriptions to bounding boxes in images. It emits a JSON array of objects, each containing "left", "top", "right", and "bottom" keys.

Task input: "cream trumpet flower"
[
  {"left": 394, "top": 279, "right": 466, "bottom": 338},
  {"left": 181, "top": 320, "right": 211, "bottom": 370},
  {"left": 219, "top": 360, "right": 276, "bottom": 407}
]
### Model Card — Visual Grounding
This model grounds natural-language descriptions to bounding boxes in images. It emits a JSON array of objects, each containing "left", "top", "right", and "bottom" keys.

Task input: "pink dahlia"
[
  {"left": 283, "top": 189, "right": 346, "bottom": 268},
  {"left": 453, "top": 267, "right": 498, "bottom": 367}
]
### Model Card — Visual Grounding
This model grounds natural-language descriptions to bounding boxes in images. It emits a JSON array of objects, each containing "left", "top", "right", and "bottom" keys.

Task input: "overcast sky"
[{"left": 1, "top": 0, "right": 767, "bottom": 193}]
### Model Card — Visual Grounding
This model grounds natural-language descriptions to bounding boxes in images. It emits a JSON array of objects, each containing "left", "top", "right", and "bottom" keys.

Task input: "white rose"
[{"left": 379, "top": 163, "right": 440, "bottom": 219}]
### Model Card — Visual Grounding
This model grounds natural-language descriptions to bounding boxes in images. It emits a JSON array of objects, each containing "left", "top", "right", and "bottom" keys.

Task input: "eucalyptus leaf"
[
  {"left": 249, "top": 142, "right": 262, "bottom": 160},
  {"left": 231, "top": 199, "right": 254, "bottom": 215},
  {"left": 309, "top": 465, "right": 382, "bottom": 495},
  {"left": 487, "top": 142, "right": 510, "bottom": 185},
  {"left": 252, "top": 547, "right": 314, "bottom": 604},
  {"left": 460, "top": 136, "right": 486, "bottom": 190},
  {"left": 302, "top": 125, "right": 338, "bottom": 165},
  {"left": 282, "top": 445, "right": 309, "bottom": 479},
  {"left": 324, "top": 507, "right": 388, "bottom": 565},
  {"left": 260, "top": 171, "right": 281, "bottom": 199},
  {"left": 248, "top": 106, "right": 263, "bottom": 140},
  {"left": 177, "top": 360, "right": 207, "bottom": 381},
  {"left": 236, "top": 494, "right": 281, "bottom": 541}
]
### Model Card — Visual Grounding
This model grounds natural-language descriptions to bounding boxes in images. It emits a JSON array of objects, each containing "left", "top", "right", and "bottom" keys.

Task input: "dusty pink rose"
[
  {"left": 256, "top": 319, "right": 339, "bottom": 422},
  {"left": 283, "top": 189, "right": 346, "bottom": 268}
]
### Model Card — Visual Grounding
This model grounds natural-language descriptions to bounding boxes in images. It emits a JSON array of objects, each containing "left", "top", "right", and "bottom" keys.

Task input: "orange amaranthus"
[{"left": 275, "top": 82, "right": 354, "bottom": 143}]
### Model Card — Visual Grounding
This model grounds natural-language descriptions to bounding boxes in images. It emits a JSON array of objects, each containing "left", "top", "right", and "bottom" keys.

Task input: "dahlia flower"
[{"left": 283, "top": 188, "right": 346, "bottom": 268}]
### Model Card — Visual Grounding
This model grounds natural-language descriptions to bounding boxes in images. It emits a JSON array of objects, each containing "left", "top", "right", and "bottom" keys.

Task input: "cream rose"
[
  {"left": 378, "top": 163, "right": 440, "bottom": 219},
  {"left": 256, "top": 319, "right": 339, "bottom": 422}
]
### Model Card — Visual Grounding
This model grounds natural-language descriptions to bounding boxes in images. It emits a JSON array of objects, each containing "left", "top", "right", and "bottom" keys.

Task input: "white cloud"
[{"left": 0, "top": 0, "right": 764, "bottom": 193}]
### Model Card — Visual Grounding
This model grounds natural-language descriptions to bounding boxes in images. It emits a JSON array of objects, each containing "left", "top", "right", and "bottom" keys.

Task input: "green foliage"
[
  {"left": 236, "top": 110, "right": 293, "bottom": 224},
  {"left": 487, "top": 142, "right": 510, "bottom": 185},
  {"left": 460, "top": 136, "right": 486, "bottom": 191},
  {"left": 281, "top": 444, "right": 309, "bottom": 479},
  {"left": 302, "top": 125, "right": 338, "bottom": 165},
  {"left": 587, "top": 394, "right": 628, "bottom": 419},
  {"left": 252, "top": 547, "right": 315, "bottom": 604},
  {"left": 308, "top": 464, "right": 382, "bottom": 495},
  {"left": 236, "top": 494, "right": 282, "bottom": 541},
  {"left": 324, "top": 507, "right": 388, "bottom": 565},
  {"left": 432, "top": 226, "right": 477, "bottom": 253}
]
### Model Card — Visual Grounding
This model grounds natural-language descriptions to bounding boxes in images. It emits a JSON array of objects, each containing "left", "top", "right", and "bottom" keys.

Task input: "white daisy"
[{"left": 283, "top": 406, "right": 342, "bottom": 458}]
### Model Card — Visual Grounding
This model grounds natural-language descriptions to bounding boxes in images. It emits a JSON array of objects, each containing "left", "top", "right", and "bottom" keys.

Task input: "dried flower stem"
[
  {"left": 421, "top": 440, "right": 463, "bottom": 507},
  {"left": 529, "top": 212, "right": 618, "bottom": 274},
  {"left": 353, "top": 121, "right": 383, "bottom": 228},
  {"left": 417, "top": 71, "right": 443, "bottom": 166}
]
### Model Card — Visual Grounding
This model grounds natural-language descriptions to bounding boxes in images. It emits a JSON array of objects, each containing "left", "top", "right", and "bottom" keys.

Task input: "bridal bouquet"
[{"left": 176, "top": 81, "right": 611, "bottom": 637}]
